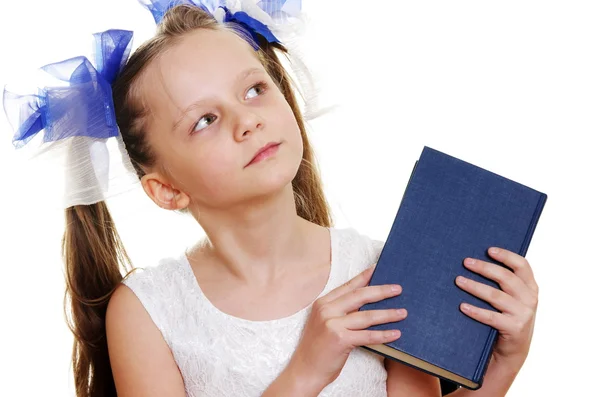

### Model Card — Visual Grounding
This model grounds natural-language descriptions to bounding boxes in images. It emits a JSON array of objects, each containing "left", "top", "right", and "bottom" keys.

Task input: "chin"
[
  {"left": 260, "top": 159, "right": 300, "bottom": 191},
  {"left": 248, "top": 150, "right": 302, "bottom": 195}
]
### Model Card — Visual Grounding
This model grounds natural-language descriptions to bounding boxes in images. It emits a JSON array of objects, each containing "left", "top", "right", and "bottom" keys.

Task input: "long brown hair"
[{"left": 63, "top": 4, "right": 331, "bottom": 397}]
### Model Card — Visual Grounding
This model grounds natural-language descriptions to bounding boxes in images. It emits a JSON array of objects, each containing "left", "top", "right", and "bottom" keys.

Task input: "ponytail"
[{"left": 62, "top": 202, "right": 133, "bottom": 397}]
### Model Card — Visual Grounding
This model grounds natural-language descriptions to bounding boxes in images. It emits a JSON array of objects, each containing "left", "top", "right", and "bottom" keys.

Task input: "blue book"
[{"left": 359, "top": 146, "right": 547, "bottom": 390}]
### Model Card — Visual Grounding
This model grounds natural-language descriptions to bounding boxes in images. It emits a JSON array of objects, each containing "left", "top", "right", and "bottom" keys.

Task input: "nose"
[{"left": 233, "top": 105, "right": 264, "bottom": 142}]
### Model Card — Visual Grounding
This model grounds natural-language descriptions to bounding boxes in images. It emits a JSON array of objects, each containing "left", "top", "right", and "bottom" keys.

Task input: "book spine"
[
  {"left": 519, "top": 193, "right": 547, "bottom": 257},
  {"left": 473, "top": 328, "right": 498, "bottom": 386},
  {"left": 473, "top": 192, "right": 547, "bottom": 384}
]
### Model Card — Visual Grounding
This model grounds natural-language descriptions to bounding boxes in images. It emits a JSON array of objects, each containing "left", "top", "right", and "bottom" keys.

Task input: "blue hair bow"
[
  {"left": 3, "top": 29, "right": 134, "bottom": 149},
  {"left": 138, "top": 0, "right": 301, "bottom": 49},
  {"left": 220, "top": 5, "right": 279, "bottom": 47}
]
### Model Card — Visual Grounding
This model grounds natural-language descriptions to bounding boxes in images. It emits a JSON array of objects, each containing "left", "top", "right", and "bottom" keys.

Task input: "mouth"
[{"left": 246, "top": 142, "right": 281, "bottom": 167}]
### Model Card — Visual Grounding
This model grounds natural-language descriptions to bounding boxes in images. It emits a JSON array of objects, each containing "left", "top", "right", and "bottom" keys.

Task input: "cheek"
[
  {"left": 178, "top": 145, "right": 239, "bottom": 196},
  {"left": 271, "top": 109, "right": 304, "bottom": 185},
  {"left": 275, "top": 102, "right": 304, "bottom": 156}
]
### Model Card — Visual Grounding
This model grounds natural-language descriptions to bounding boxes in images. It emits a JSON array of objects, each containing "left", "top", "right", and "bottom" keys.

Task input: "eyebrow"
[{"left": 171, "top": 67, "right": 265, "bottom": 131}]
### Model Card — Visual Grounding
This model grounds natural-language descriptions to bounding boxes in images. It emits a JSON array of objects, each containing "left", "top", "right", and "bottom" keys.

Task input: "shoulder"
[
  {"left": 332, "top": 227, "right": 385, "bottom": 278},
  {"left": 115, "top": 254, "right": 192, "bottom": 343},
  {"left": 106, "top": 259, "right": 187, "bottom": 395},
  {"left": 121, "top": 254, "right": 188, "bottom": 294},
  {"left": 107, "top": 254, "right": 185, "bottom": 334},
  {"left": 106, "top": 282, "right": 153, "bottom": 345}
]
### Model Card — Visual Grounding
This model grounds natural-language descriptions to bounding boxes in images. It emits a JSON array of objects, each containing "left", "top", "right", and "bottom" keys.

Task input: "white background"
[{"left": 1, "top": 1, "right": 598, "bottom": 396}]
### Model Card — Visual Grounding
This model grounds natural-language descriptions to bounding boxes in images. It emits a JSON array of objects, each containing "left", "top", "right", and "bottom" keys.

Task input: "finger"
[
  {"left": 342, "top": 308, "right": 408, "bottom": 330},
  {"left": 330, "top": 284, "right": 402, "bottom": 315},
  {"left": 319, "top": 264, "right": 377, "bottom": 305},
  {"left": 488, "top": 247, "right": 538, "bottom": 293},
  {"left": 455, "top": 276, "right": 524, "bottom": 315},
  {"left": 459, "top": 303, "right": 515, "bottom": 333},
  {"left": 349, "top": 329, "right": 402, "bottom": 347},
  {"left": 463, "top": 257, "right": 537, "bottom": 307}
]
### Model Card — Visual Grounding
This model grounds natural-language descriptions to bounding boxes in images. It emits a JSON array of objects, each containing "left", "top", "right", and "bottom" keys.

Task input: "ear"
[{"left": 141, "top": 172, "right": 190, "bottom": 210}]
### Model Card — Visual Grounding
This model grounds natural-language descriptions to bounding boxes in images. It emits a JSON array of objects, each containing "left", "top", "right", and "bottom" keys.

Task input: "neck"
[{"left": 189, "top": 184, "right": 325, "bottom": 284}]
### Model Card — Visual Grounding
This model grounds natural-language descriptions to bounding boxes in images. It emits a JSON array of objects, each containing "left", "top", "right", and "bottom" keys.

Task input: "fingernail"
[
  {"left": 389, "top": 330, "right": 401, "bottom": 338},
  {"left": 465, "top": 258, "right": 476, "bottom": 266},
  {"left": 391, "top": 284, "right": 402, "bottom": 292},
  {"left": 490, "top": 247, "right": 499, "bottom": 254},
  {"left": 461, "top": 303, "right": 471, "bottom": 312},
  {"left": 397, "top": 309, "right": 407, "bottom": 317},
  {"left": 456, "top": 276, "right": 467, "bottom": 285}
]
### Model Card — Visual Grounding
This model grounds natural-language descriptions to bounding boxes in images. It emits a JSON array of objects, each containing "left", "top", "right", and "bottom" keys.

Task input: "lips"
[{"left": 246, "top": 142, "right": 281, "bottom": 167}]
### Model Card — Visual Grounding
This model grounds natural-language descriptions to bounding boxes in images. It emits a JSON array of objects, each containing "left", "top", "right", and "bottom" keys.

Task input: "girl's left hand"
[{"left": 455, "top": 247, "right": 539, "bottom": 370}]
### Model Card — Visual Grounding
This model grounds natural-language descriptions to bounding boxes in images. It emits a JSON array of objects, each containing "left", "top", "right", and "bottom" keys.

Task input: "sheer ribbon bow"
[{"left": 3, "top": 30, "right": 139, "bottom": 208}]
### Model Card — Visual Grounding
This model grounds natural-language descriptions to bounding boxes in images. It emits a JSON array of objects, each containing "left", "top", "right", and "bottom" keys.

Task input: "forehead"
[
  {"left": 163, "top": 27, "right": 262, "bottom": 72},
  {"left": 139, "top": 28, "right": 265, "bottom": 114}
]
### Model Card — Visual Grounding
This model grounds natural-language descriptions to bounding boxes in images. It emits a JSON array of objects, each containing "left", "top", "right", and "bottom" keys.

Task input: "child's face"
[{"left": 139, "top": 28, "right": 303, "bottom": 210}]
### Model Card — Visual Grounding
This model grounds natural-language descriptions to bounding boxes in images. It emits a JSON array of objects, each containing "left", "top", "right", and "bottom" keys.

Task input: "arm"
[
  {"left": 106, "top": 284, "right": 186, "bottom": 396},
  {"left": 385, "top": 358, "right": 441, "bottom": 397},
  {"left": 445, "top": 355, "right": 519, "bottom": 397}
]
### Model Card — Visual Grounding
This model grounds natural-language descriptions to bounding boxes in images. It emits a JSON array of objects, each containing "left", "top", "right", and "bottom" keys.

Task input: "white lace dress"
[{"left": 122, "top": 227, "right": 388, "bottom": 396}]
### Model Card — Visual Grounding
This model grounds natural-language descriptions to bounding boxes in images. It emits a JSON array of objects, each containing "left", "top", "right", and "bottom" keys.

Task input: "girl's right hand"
[{"left": 288, "top": 264, "right": 406, "bottom": 392}]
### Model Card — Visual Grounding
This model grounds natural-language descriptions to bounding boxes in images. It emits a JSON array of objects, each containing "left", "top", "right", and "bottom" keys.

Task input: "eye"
[
  {"left": 190, "top": 82, "right": 267, "bottom": 134},
  {"left": 193, "top": 114, "right": 217, "bottom": 132},
  {"left": 246, "top": 81, "right": 268, "bottom": 99}
]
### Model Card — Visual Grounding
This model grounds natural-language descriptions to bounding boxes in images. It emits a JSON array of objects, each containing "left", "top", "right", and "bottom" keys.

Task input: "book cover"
[{"left": 359, "top": 146, "right": 547, "bottom": 390}]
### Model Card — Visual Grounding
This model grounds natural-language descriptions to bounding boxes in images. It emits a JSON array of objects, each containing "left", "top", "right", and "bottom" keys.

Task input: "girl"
[{"left": 8, "top": 2, "right": 539, "bottom": 397}]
